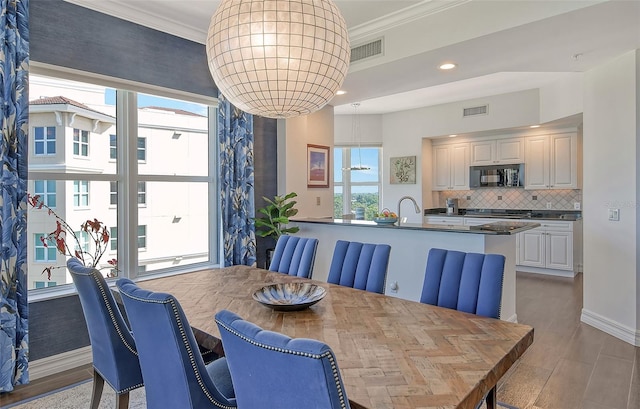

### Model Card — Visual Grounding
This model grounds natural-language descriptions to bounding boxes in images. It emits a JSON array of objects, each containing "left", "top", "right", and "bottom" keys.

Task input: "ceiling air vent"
[
  {"left": 463, "top": 105, "right": 489, "bottom": 117},
  {"left": 350, "top": 38, "right": 383, "bottom": 63}
]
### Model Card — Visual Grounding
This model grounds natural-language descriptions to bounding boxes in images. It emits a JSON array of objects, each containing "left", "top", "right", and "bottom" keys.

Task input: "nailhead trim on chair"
[
  {"left": 121, "top": 291, "right": 234, "bottom": 409},
  {"left": 91, "top": 272, "right": 138, "bottom": 357},
  {"left": 85, "top": 271, "right": 144, "bottom": 394},
  {"left": 215, "top": 319, "right": 348, "bottom": 409}
]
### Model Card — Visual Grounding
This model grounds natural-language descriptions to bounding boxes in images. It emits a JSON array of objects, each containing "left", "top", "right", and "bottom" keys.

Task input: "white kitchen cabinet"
[
  {"left": 432, "top": 143, "right": 469, "bottom": 191},
  {"left": 525, "top": 133, "right": 578, "bottom": 189},
  {"left": 517, "top": 221, "right": 574, "bottom": 274},
  {"left": 424, "top": 216, "right": 464, "bottom": 226},
  {"left": 470, "top": 138, "right": 524, "bottom": 165}
]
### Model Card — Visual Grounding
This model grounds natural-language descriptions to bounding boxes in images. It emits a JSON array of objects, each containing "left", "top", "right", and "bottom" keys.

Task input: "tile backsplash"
[{"left": 438, "top": 189, "right": 582, "bottom": 210}]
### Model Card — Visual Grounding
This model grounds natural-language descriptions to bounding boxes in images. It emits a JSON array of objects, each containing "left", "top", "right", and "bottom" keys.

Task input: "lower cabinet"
[
  {"left": 424, "top": 216, "right": 581, "bottom": 276},
  {"left": 517, "top": 221, "right": 577, "bottom": 275}
]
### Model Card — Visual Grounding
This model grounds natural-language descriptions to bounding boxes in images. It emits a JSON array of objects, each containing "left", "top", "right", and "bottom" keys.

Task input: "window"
[
  {"left": 110, "top": 226, "right": 117, "bottom": 251},
  {"left": 138, "top": 181, "right": 146, "bottom": 205},
  {"left": 73, "top": 129, "right": 90, "bottom": 156},
  {"left": 137, "top": 225, "right": 146, "bottom": 249},
  {"left": 34, "top": 233, "right": 57, "bottom": 262},
  {"left": 110, "top": 181, "right": 117, "bottom": 205},
  {"left": 110, "top": 134, "right": 117, "bottom": 159},
  {"left": 73, "top": 180, "right": 89, "bottom": 207},
  {"left": 34, "top": 281, "right": 57, "bottom": 289},
  {"left": 74, "top": 230, "right": 90, "bottom": 253},
  {"left": 334, "top": 146, "right": 382, "bottom": 220},
  {"left": 34, "top": 126, "right": 56, "bottom": 155},
  {"left": 137, "top": 137, "right": 146, "bottom": 161},
  {"left": 28, "top": 73, "right": 218, "bottom": 292},
  {"left": 33, "top": 180, "right": 56, "bottom": 207}
]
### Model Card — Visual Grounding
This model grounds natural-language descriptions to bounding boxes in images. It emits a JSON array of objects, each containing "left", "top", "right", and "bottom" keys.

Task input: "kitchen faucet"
[{"left": 397, "top": 195, "right": 421, "bottom": 224}]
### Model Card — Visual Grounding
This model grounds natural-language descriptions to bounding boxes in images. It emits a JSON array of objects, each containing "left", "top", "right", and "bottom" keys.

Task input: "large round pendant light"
[{"left": 206, "top": 0, "right": 351, "bottom": 119}]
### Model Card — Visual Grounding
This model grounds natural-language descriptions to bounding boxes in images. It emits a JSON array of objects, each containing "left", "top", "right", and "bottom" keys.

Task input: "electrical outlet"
[
  {"left": 546, "top": 202, "right": 552, "bottom": 209},
  {"left": 316, "top": 196, "right": 320, "bottom": 206},
  {"left": 574, "top": 202, "right": 581, "bottom": 210},
  {"left": 389, "top": 281, "right": 398, "bottom": 293}
]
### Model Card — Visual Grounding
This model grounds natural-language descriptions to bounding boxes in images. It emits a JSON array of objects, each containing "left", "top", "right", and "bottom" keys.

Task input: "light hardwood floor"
[{"left": 1, "top": 272, "right": 638, "bottom": 408}]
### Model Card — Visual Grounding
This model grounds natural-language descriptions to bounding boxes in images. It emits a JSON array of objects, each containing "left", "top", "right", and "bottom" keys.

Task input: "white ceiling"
[{"left": 65, "top": 0, "right": 640, "bottom": 117}]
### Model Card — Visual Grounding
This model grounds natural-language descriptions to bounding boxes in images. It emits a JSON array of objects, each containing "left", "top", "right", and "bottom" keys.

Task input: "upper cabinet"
[
  {"left": 433, "top": 143, "right": 469, "bottom": 191},
  {"left": 525, "top": 133, "right": 579, "bottom": 190},
  {"left": 470, "top": 137, "right": 524, "bottom": 165}
]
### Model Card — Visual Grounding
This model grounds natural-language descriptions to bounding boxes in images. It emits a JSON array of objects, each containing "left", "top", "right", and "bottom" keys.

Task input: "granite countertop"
[
  {"left": 292, "top": 218, "right": 540, "bottom": 235},
  {"left": 424, "top": 208, "right": 582, "bottom": 221}
]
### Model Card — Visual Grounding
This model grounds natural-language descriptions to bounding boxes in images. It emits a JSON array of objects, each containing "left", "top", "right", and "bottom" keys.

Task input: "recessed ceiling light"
[
  {"left": 439, "top": 63, "right": 456, "bottom": 70},
  {"left": 336, "top": 90, "right": 347, "bottom": 95},
  {"left": 448, "top": 134, "right": 457, "bottom": 138},
  {"left": 530, "top": 125, "right": 540, "bottom": 128}
]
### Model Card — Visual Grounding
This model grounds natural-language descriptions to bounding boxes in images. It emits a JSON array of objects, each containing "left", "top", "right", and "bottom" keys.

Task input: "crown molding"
[
  {"left": 65, "top": 0, "right": 470, "bottom": 45},
  {"left": 348, "top": 0, "right": 470, "bottom": 43}
]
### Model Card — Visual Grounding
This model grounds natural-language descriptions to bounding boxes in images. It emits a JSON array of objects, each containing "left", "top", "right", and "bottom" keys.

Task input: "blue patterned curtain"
[
  {"left": 0, "top": 0, "right": 29, "bottom": 392},
  {"left": 218, "top": 94, "right": 256, "bottom": 266}
]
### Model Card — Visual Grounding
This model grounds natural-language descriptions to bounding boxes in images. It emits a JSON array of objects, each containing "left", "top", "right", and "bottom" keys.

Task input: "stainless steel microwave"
[{"left": 469, "top": 164, "right": 524, "bottom": 188}]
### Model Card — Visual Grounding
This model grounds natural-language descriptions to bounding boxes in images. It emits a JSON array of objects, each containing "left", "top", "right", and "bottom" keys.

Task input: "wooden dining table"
[{"left": 140, "top": 265, "right": 534, "bottom": 409}]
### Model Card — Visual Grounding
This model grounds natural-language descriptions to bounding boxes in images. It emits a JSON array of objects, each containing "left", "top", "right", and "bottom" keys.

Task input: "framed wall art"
[
  {"left": 390, "top": 155, "right": 416, "bottom": 184},
  {"left": 307, "top": 144, "right": 330, "bottom": 188}
]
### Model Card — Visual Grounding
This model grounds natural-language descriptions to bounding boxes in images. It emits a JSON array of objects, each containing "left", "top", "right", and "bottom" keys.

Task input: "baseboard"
[
  {"left": 516, "top": 266, "right": 576, "bottom": 278},
  {"left": 29, "top": 346, "right": 93, "bottom": 380},
  {"left": 581, "top": 309, "right": 640, "bottom": 347},
  {"left": 504, "top": 313, "right": 518, "bottom": 323}
]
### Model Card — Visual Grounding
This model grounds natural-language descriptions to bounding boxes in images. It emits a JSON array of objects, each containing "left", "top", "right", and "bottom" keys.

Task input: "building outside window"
[
  {"left": 334, "top": 146, "right": 382, "bottom": 220},
  {"left": 73, "top": 128, "right": 89, "bottom": 156},
  {"left": 110, "top": 134, "right": 117, "bottom": 159},
  {"left": 137, "top": 137, "right": 146, "bottom": 161},
  {"left": 34, "top": 233, "right": 57, "bottom": 262},
  {"left": 110, "top": 181, "right": 117, "bottom": 205},
  {"left": 27, "top": 73, "right": 217, "bottom": 291},
  {"left": 73, "top": 180, "right": 89, "bottom": 207},
  {"left": 137, "top": 225, "right": 146, "bottom": 249},
  {"left": 110, "top": 226, "right": 117, "bottom": 251},
  {"left": 33, "top": 180, "right": 56, "bottom": 207},
  {"left": 74, "top": 230, "right": 90, "bottom": 253},
  {"left": 34, "top": 126, "right": 56, "bottom": 155},
  {"left": 138, "top": 181, "right": 146, "bottom": 205}
]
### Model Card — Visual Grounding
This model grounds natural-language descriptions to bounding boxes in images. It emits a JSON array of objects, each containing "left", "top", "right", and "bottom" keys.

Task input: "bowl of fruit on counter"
[{"left": 373, "top": 209, "right": 398, "bottom": 224}]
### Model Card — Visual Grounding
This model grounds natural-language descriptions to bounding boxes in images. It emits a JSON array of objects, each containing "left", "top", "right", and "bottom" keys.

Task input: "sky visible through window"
[
  {"left": 334, "top": 147, "right": 379, "bottom": 193},
  {"left": 104, "top": 89, "right": 207, "bottom": 116}
]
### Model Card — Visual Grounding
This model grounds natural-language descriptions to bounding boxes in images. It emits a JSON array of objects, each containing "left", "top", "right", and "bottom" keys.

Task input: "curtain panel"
[
  {"left": 218, "top": 94, "right": 256, "bottom": 267},
  {"left": 0, "top": 0, "right": 29, "bottom": 392}
]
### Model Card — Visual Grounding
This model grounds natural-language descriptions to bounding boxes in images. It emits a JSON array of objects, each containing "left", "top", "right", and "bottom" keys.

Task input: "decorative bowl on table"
[
  {"left": 373, "top": 217, "right": 398, "bottom": 225},
  {"left": 252, "top": 282, "right": 326, "bottom": 311}
]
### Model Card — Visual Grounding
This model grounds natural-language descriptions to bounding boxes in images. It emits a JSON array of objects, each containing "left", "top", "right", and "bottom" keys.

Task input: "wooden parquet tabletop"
[{"left": 140, "top": 265, "right": 534, "bottom": 409}]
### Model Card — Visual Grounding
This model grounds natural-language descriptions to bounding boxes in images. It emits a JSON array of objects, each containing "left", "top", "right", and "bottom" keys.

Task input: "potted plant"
[{"left": 254, "top": 192, "right": 300, "bottom": 267}]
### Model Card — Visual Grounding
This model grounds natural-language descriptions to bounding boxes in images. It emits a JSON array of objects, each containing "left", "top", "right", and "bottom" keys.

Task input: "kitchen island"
[{"left": 291, "top": 218, "right": 540, "bottom": 322}]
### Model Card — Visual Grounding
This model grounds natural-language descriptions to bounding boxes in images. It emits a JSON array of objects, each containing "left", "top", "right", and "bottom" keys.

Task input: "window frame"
[
  {"left": 73, "top": 180, "right": 90, "bottom": 208},
  {"left": 73, "top": 128, "right": 90, "bottom": 157},
  {"left": 28, "top": 66, "right": 221, "bottom": 299},
  {"left": 33, "top": 126, "right": 56, "bottom": 155},
  {"left": 334, "top": 145, "right": 382, "bottom": 219},
  {"left": 33, "top": 180, "right": 57, "bottom": 208},
  {"left": 34, "top": 233, "right": 57, "bottom": 262}
]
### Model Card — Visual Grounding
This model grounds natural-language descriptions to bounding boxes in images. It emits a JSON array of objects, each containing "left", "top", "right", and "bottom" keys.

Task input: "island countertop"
[{"left": 292, "top": 217, "right": 540, "bottom": 235}]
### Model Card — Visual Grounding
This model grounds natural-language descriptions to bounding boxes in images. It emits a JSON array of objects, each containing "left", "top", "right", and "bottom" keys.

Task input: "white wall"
[
  {"left": 282, "top": 105, "right": 335, "bottom": 218},
  {"left": 582, "top": 50, "right": 639, "bottom": 345},
  {"left": 539, "top": 73, "right": 584, "bottom": 123}
]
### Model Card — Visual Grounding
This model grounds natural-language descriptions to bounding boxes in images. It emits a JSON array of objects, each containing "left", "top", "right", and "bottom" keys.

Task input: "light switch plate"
[
  {"left": 574, "top": 202, "right": 581, "bottom": 210},
  {"left": 608, "top": 208, "right": 620, "bottom": 221}
]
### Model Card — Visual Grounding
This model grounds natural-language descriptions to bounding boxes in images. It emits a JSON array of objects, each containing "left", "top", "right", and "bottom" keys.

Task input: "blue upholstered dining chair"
[
  {"left": 420, "top": 248, "right": 505, "bottom": 318},
  {"left": 215, "top": 309, "right": 351, "bottom": 409},
  {"left": 327, "top": 240, "right": 391, "bottom": 294},
  {"left": 268, "top": 235, "right": 319, "bottom": 278},
  {"left": 66, "top": 257, "right": 143, "bottom": 409},
  {"left": 116, "top": 278, "right": 236, "bottom": 409},
  {"left": 419, "top": 248, "right": 506, "bottom": 409}
]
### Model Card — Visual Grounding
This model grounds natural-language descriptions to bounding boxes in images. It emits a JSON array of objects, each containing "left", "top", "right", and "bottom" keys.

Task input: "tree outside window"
[{"left": 334, "top": 146, "right": 381, "bottom": 220}]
